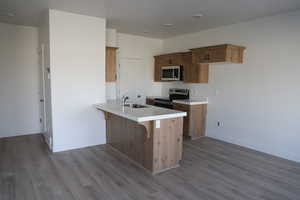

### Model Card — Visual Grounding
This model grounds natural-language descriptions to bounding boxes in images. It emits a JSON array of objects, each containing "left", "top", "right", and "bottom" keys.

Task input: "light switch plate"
[{"left": 155, "top": 120, "right": 160, "bottom": 128}]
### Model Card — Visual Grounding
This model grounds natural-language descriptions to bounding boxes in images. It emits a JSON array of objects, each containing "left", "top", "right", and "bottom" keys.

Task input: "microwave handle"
[{"left": 172, "top": 68, "right": 175, "bottom": 79}]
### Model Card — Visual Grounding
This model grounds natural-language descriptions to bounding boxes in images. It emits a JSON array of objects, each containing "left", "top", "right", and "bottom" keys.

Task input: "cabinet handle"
[{"left": 204, "top": 54, "right": 210, "bottom": 60}]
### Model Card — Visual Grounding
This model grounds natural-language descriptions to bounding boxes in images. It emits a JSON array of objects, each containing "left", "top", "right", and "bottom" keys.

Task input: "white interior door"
[{"left": 119, "top": 58, "right": 146, "bottom": 103}]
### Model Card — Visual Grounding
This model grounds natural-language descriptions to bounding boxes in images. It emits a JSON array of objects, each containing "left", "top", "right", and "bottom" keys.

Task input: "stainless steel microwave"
[{"left": 161, "top": 66, "right": 183, "bottom": 81}]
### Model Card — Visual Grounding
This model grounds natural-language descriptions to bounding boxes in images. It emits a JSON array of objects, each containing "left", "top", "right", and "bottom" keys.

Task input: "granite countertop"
[{"left": 95, "top": 101, "right": 186, "bottom": 122}]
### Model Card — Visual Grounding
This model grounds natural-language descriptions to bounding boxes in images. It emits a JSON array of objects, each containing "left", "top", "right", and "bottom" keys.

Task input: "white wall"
[
  {"left": 39, "top": 11, "right": 53, "bottom": 148},
  {"left": 106, "top": 28, "right": 118, "bottom": 47},
  {"left": 49, "top": 10, "right": 106, "bottom": 152},
  {"left": 162, "top": 11, "right": 300, "bottom": 163},
  {"left": 117, "top": 33, "right": 163, "bottom": 102},
  {"left": 106, "top": 28, "right": 118, "bottom": 100},
  {"left": 0, "top": 23, "right": 41, "bottom": 138}
]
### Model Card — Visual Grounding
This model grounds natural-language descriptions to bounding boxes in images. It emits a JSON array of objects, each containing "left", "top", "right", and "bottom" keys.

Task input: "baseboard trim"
[
  {"left": 52, "top": 141, "right": 106, "bottom": 153},
  {"left": 206, "top": 135, "right": 300, "bottom": 164},
  {"left": 0, "top": 132, "right": 41, "bottom": 139}
]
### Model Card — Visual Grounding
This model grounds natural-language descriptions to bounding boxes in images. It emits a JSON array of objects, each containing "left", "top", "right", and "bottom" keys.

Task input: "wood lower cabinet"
[
  {"left": 173, "top": 103, "right": 207, "bottom": 139},
  {"left": 106, "top": 47, "right": 118, "bottom": 82},
  {"left": 191, "top": 44, "right": 245, "bottom": 64},
  {"left": 146, "top": 98, "right": 155, "bottom": 105}
]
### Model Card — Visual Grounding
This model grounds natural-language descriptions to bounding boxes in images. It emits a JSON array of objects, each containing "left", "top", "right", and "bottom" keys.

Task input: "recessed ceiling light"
[
  {"left": 192, "top": 13, "right": 203, "bottom": 18},
  {"left": 163, "top": 23, "right": 174, "bottom": 27}
]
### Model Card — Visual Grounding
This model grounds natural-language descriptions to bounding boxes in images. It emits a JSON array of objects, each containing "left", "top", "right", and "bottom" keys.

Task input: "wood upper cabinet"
[
  {"left": 154, "top": 44, "right": 245, "bottom": 82},
  {"left": 106, "top": 47, "right": 118, "bottom": 82},
  {"left": 154, "top": 56, "right": 162, "bottom": 82},
  {"left": 154, "top": 53, "right": 183, "bottom": 82},
  {"left": 154, "top": 52, "right": 209, "bottom": 83},
  {"left": 182, "top": 52, "right": 209, "bottom": 83},
  {"left": 191, "top": 44, "right": 246, "bottom": 64},
  {"left": 157, "top": 53, "right": 183, "bottom": 66}
]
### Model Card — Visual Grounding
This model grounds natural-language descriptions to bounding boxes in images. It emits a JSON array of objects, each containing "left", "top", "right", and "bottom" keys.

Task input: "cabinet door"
[
  {"left": 189, "top": 104, "right": 207, "bottom": 138},
  {"left": 183, "top": 52, "right": 209, "bottom": 83},
  {"left": 194, "top": 46, "right": 226, "bottom": 63},
  {"left": 192, "top": 44, "right": 245, "bottom": 63},
  {"left": 146, "top": 98, "right": 155, "bottom": 105},
  {"left": 170, "top": 54, "right": 183, "bottom": 65},
  {"left": 158, "top": 55, "right": 172, "bottom": 66},
  {"left": 158, "top": 54, "right": 183, "bottom": 66},
  {"left": 208, "top": 46, "right": 227, "bottom": 62},
  {"left": 227, "top": 45, "right": 245, "bottom": 63},
  {"left": 154, "top": 57, "right": 161, "bottom": 82},
  {"left": 174, "top": 104, "right": 207, "bottom": 139},
  {"left": 185, "top": 63, "right": 209, "bottom": 83},
  {"left": 154, "top": 53, "right": 184, "bottom": 82},
  {"left": 192, "top": 48, "right": 210, "bottom": 63},
  {"left": 182, "top": 52, "right": 192, "bottom": 82},
  {"left": 173, "top": 103, "right": 190, "bottom": 136},
  {"left": 106, "top": 47, "right": 118, "bottom": 82}
]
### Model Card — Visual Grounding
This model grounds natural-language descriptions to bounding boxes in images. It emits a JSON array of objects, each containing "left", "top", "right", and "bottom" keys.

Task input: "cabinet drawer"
[
  {"left": 173, "top": 103, "right": 190, "bottom": 112},
  {"left": 146, "top": 98, "right": 155, "bottom": 105}
]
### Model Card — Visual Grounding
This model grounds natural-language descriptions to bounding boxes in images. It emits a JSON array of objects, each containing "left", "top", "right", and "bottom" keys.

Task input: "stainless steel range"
[{"left": 154, "top": 88, "right": 189, "bottom": 109}]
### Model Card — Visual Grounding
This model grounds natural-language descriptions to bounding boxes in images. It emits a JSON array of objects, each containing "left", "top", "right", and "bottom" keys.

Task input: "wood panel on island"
[
  {"left": 105, "top": 113, "right": 183, "bottom": 174},
  {"left": 95, "top": 103, "right": 187, "bottom": 174},
  {"left": 154, "top": 44, "right": 246, "bottom": 83}
]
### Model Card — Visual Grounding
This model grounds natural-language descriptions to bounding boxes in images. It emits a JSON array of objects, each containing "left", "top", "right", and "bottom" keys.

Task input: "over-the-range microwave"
[{"left": 161, "top": 66, "right": 183, "bottom": 81}]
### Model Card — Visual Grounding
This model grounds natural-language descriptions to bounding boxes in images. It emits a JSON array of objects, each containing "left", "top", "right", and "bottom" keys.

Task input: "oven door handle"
[{"left": 154, "top": 100, "right": 172, "bottom": 105}]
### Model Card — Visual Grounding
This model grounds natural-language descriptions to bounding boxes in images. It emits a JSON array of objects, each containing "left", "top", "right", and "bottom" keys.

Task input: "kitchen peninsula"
[{"left": 95, "top": 101, "right": 187, "bottom": 174}]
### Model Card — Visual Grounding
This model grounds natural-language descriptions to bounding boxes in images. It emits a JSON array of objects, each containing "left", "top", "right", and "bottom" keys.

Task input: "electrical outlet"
[{"left": 215, "top": 89, "right": 220, "bottom": 96}]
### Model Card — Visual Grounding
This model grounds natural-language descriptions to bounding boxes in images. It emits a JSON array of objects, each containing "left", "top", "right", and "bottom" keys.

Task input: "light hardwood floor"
[{"left": 1, "top": 134, "right": 300, "bottom": 200}]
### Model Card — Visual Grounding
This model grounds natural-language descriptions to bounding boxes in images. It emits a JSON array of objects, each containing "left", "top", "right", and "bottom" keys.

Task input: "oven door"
[
  {"left": 161, "top": 66, "right": 180, "bottom": 81},
  {"left": 154, "top": 100, "right": 173, "bottom": 109}
]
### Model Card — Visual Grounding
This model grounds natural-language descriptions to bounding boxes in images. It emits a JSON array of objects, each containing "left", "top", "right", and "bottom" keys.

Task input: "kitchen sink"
[{"left": 124, "top": 104, "right": 148, "bottom": 108}]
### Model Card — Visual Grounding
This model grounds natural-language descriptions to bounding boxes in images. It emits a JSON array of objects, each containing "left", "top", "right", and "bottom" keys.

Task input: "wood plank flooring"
[{"left": 1, "top": 134, "right": 300, "bottom": 200}]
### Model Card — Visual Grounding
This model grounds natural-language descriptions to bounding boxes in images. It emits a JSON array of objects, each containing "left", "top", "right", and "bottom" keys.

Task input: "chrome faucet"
[{"left": 122, "top": 95, "right": 129, "bottom": 106}]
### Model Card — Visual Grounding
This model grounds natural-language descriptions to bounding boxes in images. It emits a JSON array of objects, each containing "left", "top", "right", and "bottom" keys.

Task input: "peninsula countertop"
[{"left": 95, "top": 101, "right": 187, "bottom": 122}]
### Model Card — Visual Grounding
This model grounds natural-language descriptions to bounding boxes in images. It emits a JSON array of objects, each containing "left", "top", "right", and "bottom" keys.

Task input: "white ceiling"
[{"left": 0, "top": 0, "right": 300, "bottom": 38}]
